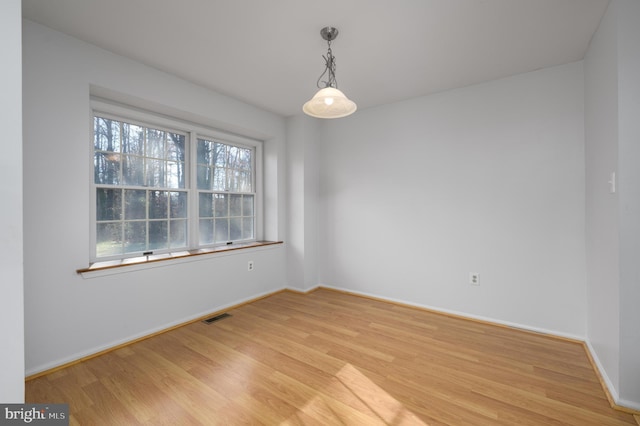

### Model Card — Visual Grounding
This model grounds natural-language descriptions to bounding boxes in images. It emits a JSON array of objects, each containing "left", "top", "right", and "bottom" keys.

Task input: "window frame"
[
  {"left": 194, "top": 136, "right": 256, "bottom": 246},
  {"left": 90, "top": 98, "right": 263, "bottom": 263}
]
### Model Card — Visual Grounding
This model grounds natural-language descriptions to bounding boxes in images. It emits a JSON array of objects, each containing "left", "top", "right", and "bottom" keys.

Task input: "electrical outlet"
[
  {"left": 248, "top": 261, "right": 254, "bottom": 271},
  {"left": 469, "top": 273, "right": 480, "bottom": 286}
]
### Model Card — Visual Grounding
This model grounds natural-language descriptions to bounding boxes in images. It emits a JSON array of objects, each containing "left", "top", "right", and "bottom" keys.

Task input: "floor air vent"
[{"left": 202, "top": 313, "right": 231, "bottom": 324}]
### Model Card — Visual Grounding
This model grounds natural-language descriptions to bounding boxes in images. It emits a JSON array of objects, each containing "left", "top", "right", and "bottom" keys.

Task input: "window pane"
[
  {"left": 239, "top": 148, "right": 252, "bottom": 170},
  {"left": 230, "top": 218, "right": 242, "bottom": 240},
  {"left": 167, "top": 133, "right": 185, "bottom": 162},
  {"left": 94, "top": 152, "right": 120, "bottom": 185},
  {"left": 213, "top": 167, "right": 226, "bottom": 191},
  {"left": 147, "top": 128, "right": 165, "bottom": 159},
  {"left": 199, "top": 219, "right": 214, "bottom": 245},
  {"left": 197, "top": 165, "right": 211, "bottom": 190},
  {"left": 149, "top": 221, "right": 168, "bottom": 250},
  {"left": 226, "top": 147, "right": 251, "bottom": 170},
  {"left": 214, "top": 218, "right": 229, "bottom": 243},
  {"left": 170, "top": 191, "right": 187, "bottom": 218},
  {"left": 229, "top": 194, "right": 242, "bottom": 217},
  {"left": 227, "top": 170, "right": 252, "bottom": 193},
  {"left": 96, "top": 222, "right": 122, "bottom": 257},
  {"left": 96, "top": 188, "right": 122, "bottom": 221},
  {"left": 227, "top": 170, "right": 239, "bottom": 192},
  {"left": 242, "top": 195, "right": 254, "bottom": 216},
  {"left": 170, "top": 219, "right": 187, "bottom": 248},
  {"left": 122, "top": 155, "right": 144, "bottom": 186},
  {"left": 228, "top": 146, "right": 241, "bottom": 169},
  {"left": 146, "top": 158, "right": 165, "bottom": 187},
  {"left": 122, "top": 123, "right": 144, "bottom": 155},
  {"left": 197, "top": 139, "right": 213, "bottom": 165},
  {"left": 214, "top": 143, "right": 226, "bottom": 166},
  {"left": 94, "top": 117, "right": 120, "bottom": 152},
  {"left": 239, "top": 171, "right": 252, "bottom": 192},
  {"left": 124, "top": 221, "right": 146, "bottom": 253},
  {"left": 199, "top": 193, "right": 213, "bottom": 218},
  {"left": 242, "top": 217, "right": 254, "bottom": 239},
  {"left": 149, "top": 190, "right": 168, "bottom": 219},
  {"left": 124, "top": 189, "right": 146, "bottom": 220},
  {"left": 214, "top": 194, "right": 228, "bottom": 217},
  {"left": 166, "top": 161, "right": 184, "bottom": 189}
]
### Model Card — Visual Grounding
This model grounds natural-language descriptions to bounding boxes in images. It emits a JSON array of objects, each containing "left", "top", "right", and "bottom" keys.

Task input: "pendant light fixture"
[{"left": 303, "top": 27, "right": 357, "bottom": 119}]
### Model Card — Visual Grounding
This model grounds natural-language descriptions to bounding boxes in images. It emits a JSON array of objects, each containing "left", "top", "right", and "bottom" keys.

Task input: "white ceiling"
[{"left": 22, "top": 0, "right": 609, "bottom": 117}]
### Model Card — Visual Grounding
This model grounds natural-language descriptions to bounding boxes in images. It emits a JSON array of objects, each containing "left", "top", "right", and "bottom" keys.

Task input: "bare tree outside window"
[
  {"left": 92, "top": 114, "right": 256, "bottom": 260},
  {"left": 196, "top": 137, "right": 255, "bottom": 246},
  {"left": 94, "top": 116, "right": 187, "bottom": 258}
]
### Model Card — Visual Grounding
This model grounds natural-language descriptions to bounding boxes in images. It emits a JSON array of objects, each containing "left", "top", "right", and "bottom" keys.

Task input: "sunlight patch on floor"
[{"left": 286, "top": 363, "right": 428, "bottom": 425}]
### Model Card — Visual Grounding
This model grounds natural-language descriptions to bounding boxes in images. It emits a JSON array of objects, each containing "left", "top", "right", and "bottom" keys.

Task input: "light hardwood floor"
[{"left": 26, "top": 289, "right": 637, "bottom": 425}]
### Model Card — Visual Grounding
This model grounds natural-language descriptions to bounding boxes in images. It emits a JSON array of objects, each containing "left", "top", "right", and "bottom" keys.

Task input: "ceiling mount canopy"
[{"left": 303, "top": 26, "right": 357, "bottom": 119}]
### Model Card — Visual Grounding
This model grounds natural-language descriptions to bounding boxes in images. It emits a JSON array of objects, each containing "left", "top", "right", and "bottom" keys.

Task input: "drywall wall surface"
[
  {"left": 584, "top": 0, "right": 621, "bottom": 398},
  {"left": 22, "top": 20, "right": 286, "bottom": 375},
  {"left": 303, "top": 118, "right": 321, "bottom": 291},
  {"left": 286, "top": 115, "right": 321, "bottom": 291},
  {"left": 0, "top": 0, "right": 25, "bottom": 403},
  {"left": 616, "top": 0, "right": 640, "bottom": 408},
  {"left": 585, "top": 0, "right": 640, "bottom": 409},
  {"left": 319, "top": 62, "right": 587, "bottom": 337}
]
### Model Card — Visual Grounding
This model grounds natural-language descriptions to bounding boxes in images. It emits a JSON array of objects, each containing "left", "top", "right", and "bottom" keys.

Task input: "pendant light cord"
[{"left": 316, "top": 40, "right": 338, "bottom": 89}]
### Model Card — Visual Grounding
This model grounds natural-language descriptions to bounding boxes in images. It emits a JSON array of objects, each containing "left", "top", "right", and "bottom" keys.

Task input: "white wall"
[
  {"left": 319, "top": 62, "right": 587, "bottom": 337},
  {"left": 0, "top": 0, "right": 25, "bottom": 403},
  {"left": 286, "top": 115, "right": 320, "bottom": 291},
  {"left": 585, "top": 0, "right": 640, "bottom": 409},
  {"left": 22, "top": 20, "right": 287, "bottom": 376},
  {"left": 616, "top": 0, "right": 640, "bottom": 408},
  {"left": 584, "top": 0, "right": 621, "bottom": 402}
]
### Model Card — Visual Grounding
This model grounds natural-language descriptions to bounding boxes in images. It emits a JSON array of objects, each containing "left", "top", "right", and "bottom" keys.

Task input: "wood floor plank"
[
  {"left": 74, "top": 380, "right": 141, "bottom": 425},
  {"left": 25, "top": 289, "right": 636, "bottom": 425}
]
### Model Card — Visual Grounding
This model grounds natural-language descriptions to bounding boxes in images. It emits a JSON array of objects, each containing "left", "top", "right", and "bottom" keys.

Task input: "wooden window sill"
[{"left": 77, "top": 241, "right": 283, "bottom": 274}]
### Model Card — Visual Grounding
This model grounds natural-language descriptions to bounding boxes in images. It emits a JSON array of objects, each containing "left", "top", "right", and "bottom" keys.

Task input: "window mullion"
[
  {"left": 188, "top": 131, "right": 199, "bottom": 249},
  {"left": 145, "top": 190, "right": 150, "bottom": 253},
  {"left": 119, "top": 121, "right": 124, "bottom": 186}
]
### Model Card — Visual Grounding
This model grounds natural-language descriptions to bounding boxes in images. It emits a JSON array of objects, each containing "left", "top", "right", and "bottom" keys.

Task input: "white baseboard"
[
  {"left": 584, "top": 340, "right": 640, "bottom": 412},
  {"left": 584, "top": 340, "right": 620, "bottom": 401}
]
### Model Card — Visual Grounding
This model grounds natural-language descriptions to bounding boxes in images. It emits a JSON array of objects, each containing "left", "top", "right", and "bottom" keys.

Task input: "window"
[
  {"left": 91, "top": 104, "right": 258, "bottom": 262},
  {"left": 196, "top": 138, "right": 255, "bottom": 245}
]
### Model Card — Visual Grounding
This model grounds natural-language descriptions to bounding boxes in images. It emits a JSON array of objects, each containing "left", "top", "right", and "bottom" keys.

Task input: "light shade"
[{"left": 302, "top": 87, "right": 357, "bottom": 119}]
